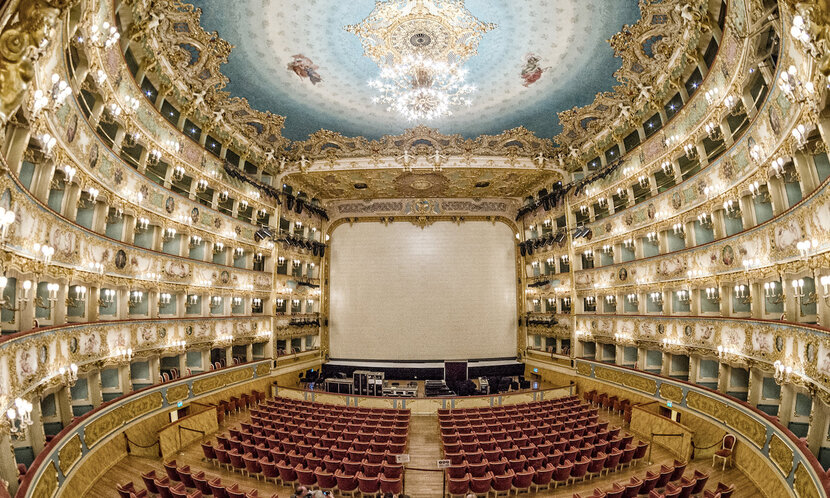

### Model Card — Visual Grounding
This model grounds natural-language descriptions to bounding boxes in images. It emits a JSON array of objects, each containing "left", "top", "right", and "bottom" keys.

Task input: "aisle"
[{"left": 402, "top": 415, "right": 445, "bottom": 497}]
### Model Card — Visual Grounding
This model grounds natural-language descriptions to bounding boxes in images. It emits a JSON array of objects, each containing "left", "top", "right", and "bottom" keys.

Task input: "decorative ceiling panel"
[
  {"left": 284, "top": 167, "right": 554, "bottom": 200},
  {"left": 191, "top": 0, "right": 641, "bottom": 141}
]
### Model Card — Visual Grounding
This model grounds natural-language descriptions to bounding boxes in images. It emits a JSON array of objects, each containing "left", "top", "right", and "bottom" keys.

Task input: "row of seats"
[
  {"left": 132, "top": 467, "right": 279, "bottom": 498},
  {"left": 572, "top": 464, "right": 735, "bottom": 498},
  {"left": 202, "top": 396, "right": 410, "bottom": 496},
  {"left": 585, "top": 390, "right": 633, "bottom": 424}
]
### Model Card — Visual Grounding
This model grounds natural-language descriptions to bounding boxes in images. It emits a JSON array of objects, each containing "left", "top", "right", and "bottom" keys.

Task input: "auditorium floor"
[{"left": 90, "top": 410, "right": 762, "bottom": 498}]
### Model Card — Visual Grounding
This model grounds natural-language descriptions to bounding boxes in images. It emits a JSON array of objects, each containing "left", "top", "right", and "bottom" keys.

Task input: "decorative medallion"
[
  {"left": 393, "top": 171, "right": 449, "bottom": 197},
  {"left": 190, "top": 207, "right": 199, "bottom": 223},
  {"left": 69, "top": 337, "right": 78, "bottom": 354},
  {"left": 684, "top": 325, "right": 692, "bottom": 337},
  {"left": 671, "top": 191, "right": 682, "bottom": 210},
  {"left": 776, "top": 336, "right": 784, "bottom": 352},
  {"left": 115, "top": 249, "right": 127, "bottom": 270},
  {"left": 165, "top": 196, "right": 175, "bottom": 214},
  {"left": 88, "top": 143, "right": 99, "bottom": 169},
  {"left": 721, "top": 245, "right": 734, "bottom": 266},
  {"left": 618, "top": 267, "right": 628, "bottom": 282}
]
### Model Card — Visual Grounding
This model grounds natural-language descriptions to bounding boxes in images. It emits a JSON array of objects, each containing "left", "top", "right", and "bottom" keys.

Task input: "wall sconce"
[
  {"left": 252, "top": 298, "right": 262, "bottom": 307},
  {"left": 683, "top": 143, "right": 698, "bottom": 159},
  {"left": 219, "top": 191, "right": 229, "bottom": 203},
  {"left": 773, "top": 360, "right": 793, "bottom": 385},
  {"left": 189, "top": 235, "right": 202, "bottom": 247},
  {"left": 797, "top": 239, "right": 818, "bottom": 259},
  {"left": 649, "top": 292, "right": 663, "bottom": 305},
  {"left": 626, "top": 293, "right": 639, "bottom": 305},
  {"left": 107, "top": 207, "right": 123, "bottom": 223},
  {"left": 703, "top": 122, "right": 721, "bottom": 140},
  {"left": 560, "top": 255, "right": 569, "bottom": 264},
  {"left": 235, "top": 247, "right": 244, "bottom": 257},
  {"left": 128, "top": 290, "right": 144, "bottom": 307},
  {"left": 292, "top": 259, "right": 301, "bottom": 268},
  {"left": 748, "top": 181, "right": 771, "bottom": 202},
  {"left": 583, "top": 250, "right": 594, "bottom": 261},
  {"left": 638, "top": 175, "right": 649, "bottom": 188},
  {"left": 232, "top": 297, "right": 243, "bottom": 306},
  {"left": 85, "top": 188, "right": 100, "bottom": 204},
  {"left": 113, "top": 348, "right": 132, "bottom": 364},
  {"left": 0, "top": 207, "right": 14, "bottom": 245},
  {"left": 722, "top": 199, "right": 739, "bottom": 217},
  {"left": 645, "top": 232, "right": 657, "bottom": 243},
  {"left": 672, "top": 223, "right": 685, "bottom": 236},
  {"left": 734, "top": 284, "right": 751, "bottom": 304},
  {"left": 597, "top": 197, "right": 607, "bottom": 208},
  {"left": 614, "top": 332, "right": 634, "bottom": 344},
  {"left": 32, "top": 75, "right": 71, "bottom": 116},
  {"left": 135, "top": 217, "right": 149, "bottom": 232},
  {"left": 58, "top": 363, "right": 78, "bottom": 386},
  {"left": 32, "top": 243, "right": 55, "bottom": 265},
  {"left": 792, "top": 123, "right": 809, "bottom": 148},
  {"left": 779, "top": 65, "right": 816, "bottom": 104},
  {"left": 791, "top": 278, "right": 817, "bottom": 307},
  {"left": 705, "top": 287, "right": 720, "bottom": 303},
  {"left": 661, "top": 161, "right": 673, "bottom": 175},
  {"left": 162, "top": 227, "right": 177, "bottom": 241},
  {"left": 697, "top": 212, "right": 712, "bottom": 228},
  {"left": 196, "top": 179, "right": 209, "bottom": 192},
  {"left": 215, "top": 334, "right": 233, "bottom": 346},
  {"left": 717, "top": 345, "right": 741, "bottom": 361},
  {"left": 676, "top": 290, "right": 691, "bottom": 304},
  {"left": 98, "top": 289, "right": 115, "bottom": 306},
  {"left": 722, "top": 94, "right": 738, "bottom": 112},
  {"left": 254, "top": 252, "right": 264, "bottom": 263},
  {"left": 622, "top": 239, "right": 634, "bottom": 250},
  {"left": 172, "top": 166, "right": 185, "bottom": 182},
  {"left": 704, "top": 87, "right": 720, "bottom": 105},
  {"left": 35, "top": 283, "right": 59, "bottom": 311},
  {"left": 662, "top": 337, "right": 682, "bottom": 350},
  {"left": 187, "top": 294, "right": 198, "bottom": 305},
  {"left": 214, "top": 242, "right": 225, "bottom": 253},
  {"left": 210, "top": 296, "right": 222, "bottom": 307},
  {"left": 616, "top": 187, "right": 628, "bottom": 200},
  {"left": 239, "top": 200, "right": 249, "bottom": 211},
  {"left": 7, "top": 398, "right": 33, "bottom": 440},
  {"left": 764, "top": 281, "right": 784, "bottom": 304},
  {"left": 66, "top": 285, "right": 87, "bottom": 308},
  {"left": 574, "top": 329, "right": 591, "bottom": 339},
  {"left": 158, "top": 293, "right": 171, "bottom": 305},
  {"left": 605, "top": 295, "right": 616, "bottom": 306},
  {"left": 148, "top": 149, "right": 162, "bottom": 166},
  {"left": 276, "top": 298, "right": 285, "bottom": 307}
]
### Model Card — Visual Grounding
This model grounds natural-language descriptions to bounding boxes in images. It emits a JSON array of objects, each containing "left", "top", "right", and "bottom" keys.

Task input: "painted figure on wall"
[
  {"left": 520, "top": 53, "right": 549, "bottom": 87},
  {"left": 287, "top": 54, "right": 322, "bottom": 85}
]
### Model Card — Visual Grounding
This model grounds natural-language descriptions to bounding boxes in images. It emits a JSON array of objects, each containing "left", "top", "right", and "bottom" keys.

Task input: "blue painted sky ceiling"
[{"left": 192, "top": 0, "right": 641, "bottom": 141}]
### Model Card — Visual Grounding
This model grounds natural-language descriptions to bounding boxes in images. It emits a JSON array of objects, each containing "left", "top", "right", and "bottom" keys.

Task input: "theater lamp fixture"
[
  {"left": 58, "top": 363, "right": 78, "bottom": 386},
  {"left": 7, "top": 398, "right": 33, "bottom": 440},
  {"left": 98, "top": 289, "right": 116, "bottom": 305},
  {"left": 773, "top": 360, "right": 794, "bottom": 385},
  {"left": 0, "top": 207, "right": 16, "bottom": 243}
]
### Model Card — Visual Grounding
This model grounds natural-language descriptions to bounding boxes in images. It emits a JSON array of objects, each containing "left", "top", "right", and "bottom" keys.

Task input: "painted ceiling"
[
  {"left": 192, "top": 0, "right": 641, "bottom": 142},
  {"left": 284, "top": 168, "right": 553, "bottom": 200}
]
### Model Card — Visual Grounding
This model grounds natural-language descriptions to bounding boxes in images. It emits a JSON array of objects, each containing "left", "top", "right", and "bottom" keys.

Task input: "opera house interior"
[{"left": 4, "top": 0, "right": 830, "bottom": 496}]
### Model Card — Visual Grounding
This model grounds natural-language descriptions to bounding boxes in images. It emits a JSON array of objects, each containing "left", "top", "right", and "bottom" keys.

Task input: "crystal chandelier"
[{"left": 347, "top": 0, "right": 495, "bottom": 121}]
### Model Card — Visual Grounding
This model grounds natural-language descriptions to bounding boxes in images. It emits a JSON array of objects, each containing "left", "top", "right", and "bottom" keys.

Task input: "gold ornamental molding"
[
  {"left": 30, "top": 460, "right": 58, "bottom": 498},
  {"left": 659, "top": 383, "right": 684, "bottom": 404},
  {"left": 794, "top": 461, "right": 822, "bottom": 498},
  {"left": 165, "top": 384, "right": 189, "bottom": 404},
  {"left": 58, "top": 433, "right": 82, "bottom": 475},
  {"left": 769, "top": 433, "right": 795, "bottom": 476}
]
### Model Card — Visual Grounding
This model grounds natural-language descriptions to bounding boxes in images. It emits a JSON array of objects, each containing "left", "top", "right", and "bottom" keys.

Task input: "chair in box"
[
  {"left": 712, "top": 435, "right": 736, "bottom": 471},
  {"left": 117, "top": 481, "right": 147, "bottom": 498}
]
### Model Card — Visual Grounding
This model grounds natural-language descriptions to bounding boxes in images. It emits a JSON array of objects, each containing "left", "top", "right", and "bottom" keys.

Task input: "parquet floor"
[{"left": 89, "top": 407, "right": 762, "bottom": 498}]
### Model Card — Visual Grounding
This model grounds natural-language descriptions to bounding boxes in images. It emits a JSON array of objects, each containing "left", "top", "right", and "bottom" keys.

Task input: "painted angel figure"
[
  {"left": 520, "top": 53, "right": 550, "bottom": 87},
  {"left": 287, "top": 54, "right": 322, "bottom": 85}
]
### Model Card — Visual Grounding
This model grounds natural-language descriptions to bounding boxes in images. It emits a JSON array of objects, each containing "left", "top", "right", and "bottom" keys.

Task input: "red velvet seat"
[
  {"left": 703, "top": 482, "right": 734, "bottom": 498},
  {"left": 164, "top": 461, "right": 181, "bottom": 482},
  {"left": 276, "top": 461, "right": 297, "bottom": 483},
  {"left": 315, "top": 467, "right": 337, "bottom": 490},
  {"left": 553, "top": 461, "right": 573, "bottom": 488},
  {"left": 201, "top": 442, "right": 217, "bottom": 465},
  {"left": 379, "top": 473, "right": 403, "bottom": 495},
  {"left": 570, "top": 456, "right": 591, "bottom": 484},
  {"left": 605, "top": 481, "right": 625, "bottom": 498},
  {"left": 362, "top": 460, "right": 382, "bottom": 477},
  {"left": 586, "top": 452, "right": 607, "bottom": 480},
  {"left": 295, "top": 465, "right": 317, "bottom": 487},
  {"left": 469, "top": 471, "right": 494, "bottom": 495},
  {"left": 260, "top": 458, "right": 279, "bottom": 484},
  {"left": 670, "top": 460, "right": 687, "bottom": 482},
  {"left": 117, "top": 481, "right": 147, "bottom": 498},
  {"left": 655, "top": 465, "right": 673, "bottom": 489},
  {"left": 638, "top": 471, "right": 658, "bottom": 495},
  {"left": 532, "top": 462, "right": 555, "bottom": 491},
  {"left": 357, "top": 472, "right": 380, "bottom": 495},
  {"left": 447, "top": 473, "right": 470, "bottom": 496},
  {"left": 334, "top": 470, "right": 359, "bottom": 496},
  {"left": 141, "top": 471, "right": 161, "bottom": 495},
  {"left": 208, "top": 477, "right": 228, "bottom": 498},
  {"left": 492, "top": 469, "right": 515, "bottom": 495},
  {"left": 513, "top": 466, "right": 534, "bottom": 494},
  {"left": 603, "top": 449, "right": 623, "bottom": 476},
  {"left": 243, "top": 454, "right": 261, "bottom": 479},
  {"left": 624, "top": 476, "right": 643, "bottom": 498},
  {"left": 690, "top": 470, "right": 709, "bottom": 495}
]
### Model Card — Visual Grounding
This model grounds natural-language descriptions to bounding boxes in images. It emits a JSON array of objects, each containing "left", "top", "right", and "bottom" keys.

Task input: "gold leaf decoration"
[
  {"left": 659, "top": 383, "right": 684, "bottom": 404},
  {"left": 576, "top": 361, "right": 592, "bottom": 376},
  {"left": 768, "top": 434, "right": 794, "bottom": 476},
  {"left": 793, "top": 461, "right": 821, "bottom": 498},
  {"left": 166, "top": 384, "right": 189, "bottom": 404},
  {"left": 58, "top": 434, "right": 83, "bottom": 475},
  {"left": 31, "top": 460, "right": 58, "bottom": 498}
]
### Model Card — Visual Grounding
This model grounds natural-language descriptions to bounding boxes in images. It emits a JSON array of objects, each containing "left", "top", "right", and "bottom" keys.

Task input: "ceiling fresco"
[
  {"left": 191, "top": 0, "right": 641, "bottom": 142},
  {"left": 284, "top": 167, "right": 553, "bottom": 200}
]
